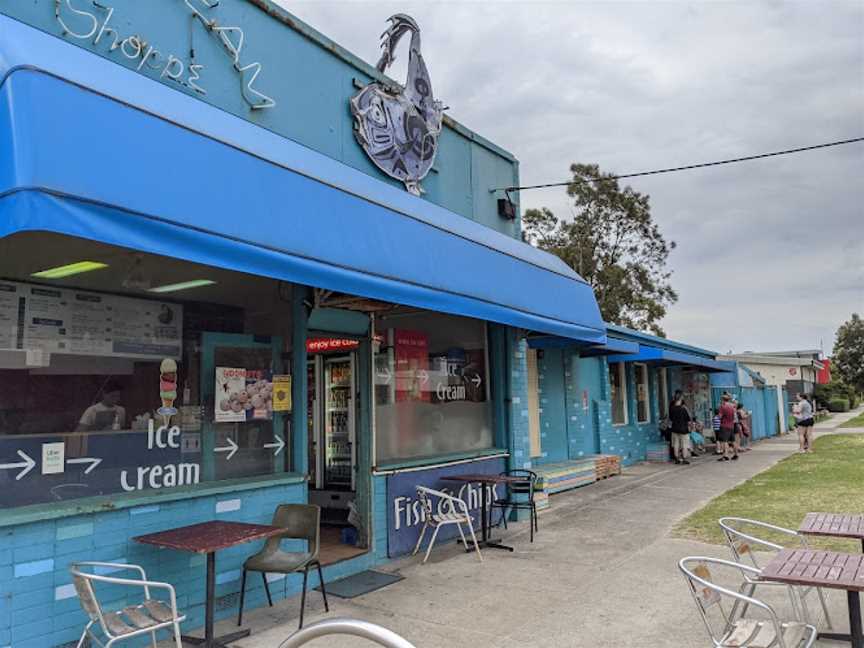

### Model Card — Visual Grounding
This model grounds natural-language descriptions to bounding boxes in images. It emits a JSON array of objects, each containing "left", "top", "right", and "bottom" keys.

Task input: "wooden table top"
[
  {"left": 799, "top": 512, "right": 864, "bottom": 540},
  {"left": 760, "top": 549, "right": 864, "bottom": 592},
  {"left": 134, "top": 521, "right": 283, "bottom": 554},
  {"left": 440, "top": 473, "right": 525, "bottom": 485}
]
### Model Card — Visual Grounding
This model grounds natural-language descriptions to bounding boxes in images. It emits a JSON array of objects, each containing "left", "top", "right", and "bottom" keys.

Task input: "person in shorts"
[
  {"left": 795, "top": 393, "right": 815, "bottom": 453},
  {"left": 668, "top": 395, "right": 693, "bottom": 465},
  {"left": 717, "top": 394, "right": 738, "bottom": 461},
  {"left": 712, "top": 408, "right": 722, "bottom": 453},
  {"left": 737, "top": 402, "right": 752, "bottom": 451}
]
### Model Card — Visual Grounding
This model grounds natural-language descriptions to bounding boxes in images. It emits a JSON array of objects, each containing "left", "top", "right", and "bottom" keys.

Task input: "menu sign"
[{"left": 0, "top": 280, "right": 182, "bottom": 359}]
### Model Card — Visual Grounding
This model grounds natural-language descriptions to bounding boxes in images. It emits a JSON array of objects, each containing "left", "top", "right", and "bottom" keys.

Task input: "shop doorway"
[
  {"left": 200, "top": 333, "right": 288, "bottom": 482},
  {"left": 307, "top": 338, "right": 367, "bottom": 565}
]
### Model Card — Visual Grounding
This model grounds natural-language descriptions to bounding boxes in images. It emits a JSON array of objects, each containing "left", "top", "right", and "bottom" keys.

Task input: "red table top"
[
  {"left": 440, "top": 473, "right": 524, "bottom": 485},
  {"left": 799, "top": 512, "right": 864, "bottom": 540},
  {"left": 134, "top": 521, "right": 283, "bottom": 554},
  {"left": 759, "top": 548, "right": 864, "bottom": 592}
]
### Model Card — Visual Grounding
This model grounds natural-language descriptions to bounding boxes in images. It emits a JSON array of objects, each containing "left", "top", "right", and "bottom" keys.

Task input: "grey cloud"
[{"left": 280, "top": 0, "right": 864, "bottom": 353}]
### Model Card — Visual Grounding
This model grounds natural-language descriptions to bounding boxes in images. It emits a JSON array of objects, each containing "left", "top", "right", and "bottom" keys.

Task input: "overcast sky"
[{"left": 280, "top": 0, "right": 864, "bottom": 354}]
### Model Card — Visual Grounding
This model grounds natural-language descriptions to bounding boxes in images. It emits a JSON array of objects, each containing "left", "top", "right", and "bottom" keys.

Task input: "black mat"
[{"left": 318, "top": 570, "right": 404, "bottom": 599}]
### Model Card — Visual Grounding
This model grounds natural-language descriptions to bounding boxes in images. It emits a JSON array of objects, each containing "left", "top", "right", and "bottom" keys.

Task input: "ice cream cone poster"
[
  {"left": 158, "top": 358, "right": 179, "bottom": 425},
  {"left": 215, "top": 367, "right": 274, "bottom": 423}
]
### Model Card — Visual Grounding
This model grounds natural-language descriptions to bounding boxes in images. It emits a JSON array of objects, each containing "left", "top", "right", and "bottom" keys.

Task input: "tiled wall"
[
  {"left": 597, "top": 361, "right": 662, "bottom": 464},
  {"left": 508, "top": 337, "right": 532, "bottom": 472},
  {"left": 0, "top": 481, "right": 340, "bottom": 648}
]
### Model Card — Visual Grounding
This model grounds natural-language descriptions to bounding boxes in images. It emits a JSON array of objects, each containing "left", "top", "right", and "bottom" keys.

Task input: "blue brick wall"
[
  {"left": 0, "top": 480, "right": 390, "bottom": 648},
  {"left": 508, "top": 336, "right": 532, "bottom": 472},
  {"left": 597, "top": 361, "right": 661, "bottom": 465}
]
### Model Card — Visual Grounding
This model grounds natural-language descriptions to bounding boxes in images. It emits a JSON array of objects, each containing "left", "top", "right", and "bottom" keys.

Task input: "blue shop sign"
[{"left": 385, "top": 456, "right": 507, "bottom": 557}]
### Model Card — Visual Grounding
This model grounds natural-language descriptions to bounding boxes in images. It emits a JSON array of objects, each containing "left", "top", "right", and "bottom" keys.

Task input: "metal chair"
[
  {"left": 413, "top": 486, "right": 482, "bottom": 564},
  {"left": 489, "top": 469, "right": 539, "bottom": 542},
  {"left": 718, "top": 517, "right": 832, "bottom": 630},
  {"left": 237, "top": 504, "right": 329, "bottom": 630},
  {"left": 279, "top": 617, "right": 417, "bottom": 648},
  {"left": 679, "top": 556, "right": 817, "bottom": 648},
  {"left": 69, "top": 562, "right": 184, "bottom": 648}
]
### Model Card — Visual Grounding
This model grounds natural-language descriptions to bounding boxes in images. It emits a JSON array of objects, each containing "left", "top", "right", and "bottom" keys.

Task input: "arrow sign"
[
  {"left": 67, "top": 457, "right": 102, "bottom": 475},
  {"left": 418, "top": 369, "right": 429, "bottom": 385},
  {"left": 0, "top": 450, "right": 36, "bottom": 481},
  {"left": 263, "top": 435, "right": 285, "bottom": 456},
  {"left": 471, "top": 375, "right": 482, "bottom": 388},
  {"left": 376, "top": 367, "right": 392, "bottom": 385},
  {"left": 215, "top": 438, "right": 238, "bottom": 461}
]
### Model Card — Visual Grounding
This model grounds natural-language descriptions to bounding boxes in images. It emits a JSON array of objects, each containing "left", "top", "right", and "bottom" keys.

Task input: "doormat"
[{"left": 317, "top": 570, "right": 404, "bottom": 599}]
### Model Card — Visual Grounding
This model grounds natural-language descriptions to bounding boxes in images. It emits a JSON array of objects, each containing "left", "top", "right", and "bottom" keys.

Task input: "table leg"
[
  {"left": 481, "top": 482, "right": 513, "bottom": 552},
  {"left": 818, "top": 590, "right": 862, "bottom": 648},
  {"left": 182, "top": 552, "right": 251, "bottom": 648}
]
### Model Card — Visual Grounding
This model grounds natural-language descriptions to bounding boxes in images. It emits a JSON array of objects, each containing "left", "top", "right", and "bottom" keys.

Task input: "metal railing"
[{"left": 278, "top": 617, "right": 416, "bottom": 648}]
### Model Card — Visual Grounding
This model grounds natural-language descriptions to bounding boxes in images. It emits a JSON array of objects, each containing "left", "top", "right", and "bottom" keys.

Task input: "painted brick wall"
[
  {"left": 0, "top": 481, "right": 374, "bottom": 648},
  {"left": 596, "top": 360, "right": 661, "bottom": 465},
  {"left": 508, "top": 337, "right": 532, "bottom": 473}
]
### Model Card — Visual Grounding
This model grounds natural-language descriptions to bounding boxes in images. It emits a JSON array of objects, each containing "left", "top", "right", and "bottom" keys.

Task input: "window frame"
[
  {"left": 610, "top": 361, "right": 629, "bottom": 426},
  {"left": 658, "top": 367, "right": 669, "bottom": 419},
  {"left": 634, "top": 362, "right": 651, "bottom": 424}
]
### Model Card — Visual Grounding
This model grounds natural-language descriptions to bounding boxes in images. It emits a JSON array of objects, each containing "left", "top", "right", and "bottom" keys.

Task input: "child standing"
[{"left": 712, "top": 408, "right": 722, "bottom": 454}]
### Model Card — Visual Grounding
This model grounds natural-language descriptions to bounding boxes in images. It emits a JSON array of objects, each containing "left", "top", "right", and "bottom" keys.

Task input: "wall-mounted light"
[
  {"left": 31, "top": 261, "right": 109, "bottom": 279},
  {"left": 148, "top": 279, "right": 216, "bottom": 294}
]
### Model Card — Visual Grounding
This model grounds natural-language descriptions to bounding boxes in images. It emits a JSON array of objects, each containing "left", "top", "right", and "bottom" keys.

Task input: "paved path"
[{"left": 202, "top": 408, "right": 863, "bottom": 647}]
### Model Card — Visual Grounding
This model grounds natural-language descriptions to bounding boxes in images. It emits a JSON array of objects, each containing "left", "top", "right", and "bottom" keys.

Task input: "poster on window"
[{"left": 214, "top": 367, "right": 273, "bottom": 422}]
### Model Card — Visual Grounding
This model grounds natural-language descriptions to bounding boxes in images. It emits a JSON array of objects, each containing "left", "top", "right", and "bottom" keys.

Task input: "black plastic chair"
[
  {"left": 238, "top": 504, "right": 329, "bottom": 630},
  {"left": 489, "top": 469, "right": 539, "bottom": 542}
]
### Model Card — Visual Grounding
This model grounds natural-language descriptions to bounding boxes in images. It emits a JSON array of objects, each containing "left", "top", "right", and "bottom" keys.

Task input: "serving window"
[
  {"left": 373, "top": 312, "right": 492, "bottom": 464},
  {"left": 0, "top": 233, "right": 294, "bottom": 509}
]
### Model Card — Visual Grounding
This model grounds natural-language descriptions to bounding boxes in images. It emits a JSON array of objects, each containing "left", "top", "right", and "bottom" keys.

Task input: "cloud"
[{"left": 278, "top": 0, "right": 864, "bottom": 353}]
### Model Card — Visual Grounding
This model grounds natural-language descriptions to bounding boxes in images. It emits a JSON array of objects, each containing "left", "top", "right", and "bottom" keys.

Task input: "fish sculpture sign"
[{"left": 351, "top": 14, "right": 444, "bottom": 196}]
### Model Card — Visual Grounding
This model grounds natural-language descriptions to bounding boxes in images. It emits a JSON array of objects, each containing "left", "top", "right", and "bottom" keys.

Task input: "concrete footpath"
[{"left": 204, "top": 408, "right": 863, "bottom": 647}]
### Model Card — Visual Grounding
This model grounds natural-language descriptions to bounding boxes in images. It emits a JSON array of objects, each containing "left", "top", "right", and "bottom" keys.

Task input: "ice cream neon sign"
[{"left": 54, "top": 0, "right": 276, "bottom": 110}]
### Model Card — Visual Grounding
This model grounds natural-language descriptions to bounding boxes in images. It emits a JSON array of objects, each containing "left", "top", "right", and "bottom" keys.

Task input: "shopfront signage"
[
  {"left": 54, "top": 0, "right": 275, "bottom": 110},
  {"left": 385, "top": 456, "right": 506, "bottom": 557},
  {"left": 307, "top": 338, "right": 360, "bottom": 353},
  {"left": 350, "top": 14, "right": 444, "bottom": 196},
  {"left": 214, "top": 367, "right": 273, "bottom": 422},
  {"left": 121, "top": 420, "right": 199, "bottom": 491}
]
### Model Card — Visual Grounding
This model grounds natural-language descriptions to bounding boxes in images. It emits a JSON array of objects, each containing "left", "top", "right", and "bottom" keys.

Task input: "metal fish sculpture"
[{"left": 351, "top": 14, "right": 444, "bottom": 196}]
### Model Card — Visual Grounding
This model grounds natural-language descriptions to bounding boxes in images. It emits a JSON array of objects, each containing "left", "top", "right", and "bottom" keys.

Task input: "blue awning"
[
  {"left": 526, "top": 335, "right": 638, "bottom": 355},
  {"left": 0, "top": 15, "right": 605, "bottom": 344},
  {"left": 606, "top": 345, "right": 735, "bottom": 373}
]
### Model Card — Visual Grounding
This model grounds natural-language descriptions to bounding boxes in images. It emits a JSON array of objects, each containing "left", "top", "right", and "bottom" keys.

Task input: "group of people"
[
  {"left": 666, "top": 389, "right": 818, "bottom": 464},
  {"left": 666, "top": 390, "right": 751, "bottom": 465}
]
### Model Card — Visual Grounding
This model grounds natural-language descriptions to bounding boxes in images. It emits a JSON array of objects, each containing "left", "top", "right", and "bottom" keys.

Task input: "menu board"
[{"left": 0, "top": 280, "right": 182, "bottom": 360}]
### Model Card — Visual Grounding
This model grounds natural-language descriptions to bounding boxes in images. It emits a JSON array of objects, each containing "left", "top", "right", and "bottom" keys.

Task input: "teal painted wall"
[
  {"left": 537, "top": 349, "right": 568, "bottom": 463},
  {"left": 566, "top": 355, "right": 603, "bottom": 458},
  {"left": 1, "top": 0, "right": 520, "bottom": 237}
]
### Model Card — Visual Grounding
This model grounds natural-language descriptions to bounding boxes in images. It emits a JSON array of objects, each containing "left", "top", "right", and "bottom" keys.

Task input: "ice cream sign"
[
  {"left": 215, "top": 367, "right": 274, "bottom": 422},
  {"left": 158, "top": 358, "right": 178, "bottom": 424}
]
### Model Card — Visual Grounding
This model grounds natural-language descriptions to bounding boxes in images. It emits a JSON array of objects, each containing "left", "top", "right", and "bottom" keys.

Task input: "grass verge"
[
  {"left": 672, "top": 433, "right": 864, "bottom": 552},
  {"left": 840, "top": 411, "right": 864, "bottom": 428}
]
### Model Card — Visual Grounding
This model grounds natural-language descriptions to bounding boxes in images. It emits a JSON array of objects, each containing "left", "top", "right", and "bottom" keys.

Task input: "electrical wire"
[{"left": 497, "top": 137, "right": 864, "bottom": 194}]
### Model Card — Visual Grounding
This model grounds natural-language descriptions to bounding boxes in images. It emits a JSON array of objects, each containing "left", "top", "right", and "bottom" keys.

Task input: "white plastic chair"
[
  {"left": 412, "top": 486, "right": 483, "bottom": 564},
  {"left": 718, "top": 517, "right": 832, "bottom": 630},
  {"left": 679, "top": 556, "right": 817, "bottom": 648},
  {"left": 69, "top": 562, "right": 185, "bottom": 648}
]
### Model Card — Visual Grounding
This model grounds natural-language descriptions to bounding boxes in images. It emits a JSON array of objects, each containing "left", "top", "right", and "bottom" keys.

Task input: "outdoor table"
[
  {"left": 800, "top": 512, "right": 864, "bottom": 553},
  {"left": 440, "top": 473, "right": 523, "bottom": 552},
  {"left": 759, "top": 548, "right": 864, "bottom": 648},
  {"left": 134, "top": 520, "right": 283, "bottom": 648}
]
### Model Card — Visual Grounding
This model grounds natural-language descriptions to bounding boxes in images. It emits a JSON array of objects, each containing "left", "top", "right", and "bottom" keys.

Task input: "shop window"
[
  {"left": 635, "top": 363, "right": 650, "bottom": 424},
  {"left": 374, "top": 313, "right": 492, "bottom": 464},
  {"left": 0, "top": 233, "right": 293, "bottom": 509},
  {"left": 609, "top": 362, "right": 628, "bottom": 426}
]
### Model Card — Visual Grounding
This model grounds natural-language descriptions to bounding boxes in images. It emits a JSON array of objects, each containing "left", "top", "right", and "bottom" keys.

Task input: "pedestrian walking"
[
  {"left": 668, "top": 394, "right": 693, "bottom": 465},
  {"left": 794, "top": 393, "right": 815, "bottom": 453},
  {"left": 717, "top": 394, "right": 738, "bottom": 461}
]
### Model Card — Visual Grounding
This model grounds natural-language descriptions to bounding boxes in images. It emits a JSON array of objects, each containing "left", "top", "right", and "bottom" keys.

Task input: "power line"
[{"left": 496, "top": 137, "right": 864, "bottom": 194}]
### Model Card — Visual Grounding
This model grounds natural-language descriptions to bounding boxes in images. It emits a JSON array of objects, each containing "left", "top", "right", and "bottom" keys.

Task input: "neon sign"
[{"left": 54, "top": 0, "right": 275, "bottom": 110}]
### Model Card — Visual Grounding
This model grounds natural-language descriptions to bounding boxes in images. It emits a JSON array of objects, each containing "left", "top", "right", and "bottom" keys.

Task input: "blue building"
[{"left": 0, "top": 2, "right": 607, "bottom": 646}]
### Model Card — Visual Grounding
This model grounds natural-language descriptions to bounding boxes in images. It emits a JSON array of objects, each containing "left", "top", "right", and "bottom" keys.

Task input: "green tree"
[
  {"left": 523, "top": 163, "right": 677, "bottom": 336},
  {"left": 833, "top": 313, "right": 864, "bottom": 393}
]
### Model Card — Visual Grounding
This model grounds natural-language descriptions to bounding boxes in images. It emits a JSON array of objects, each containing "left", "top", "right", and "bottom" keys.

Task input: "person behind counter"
[{"left": 77, "top": 379, "right": 126, "bottom": 432}]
